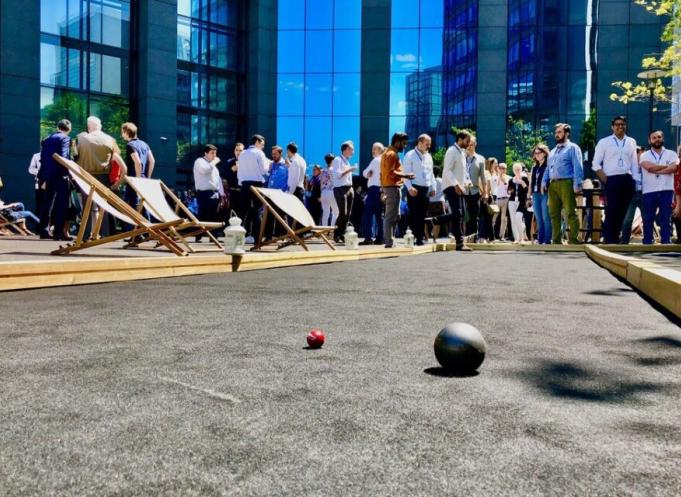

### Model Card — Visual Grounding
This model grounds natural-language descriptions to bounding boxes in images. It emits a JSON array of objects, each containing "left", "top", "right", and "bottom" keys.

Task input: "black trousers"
[
  {"left": 333, "top": 185, "right": 354, "bottom": 239},
  {"left": 240, "top": 181, "right": 264, "bottom": 239},
  {"left": 603, "top": 174, "right": 634, "bottom": 244},
  {"left": 407, "top": 185, "right": 430, "bottom": 243},
  {"left": 308, "top": 196, "right": 322, "bottom": 225},
  {"left": 464, "top": 193, "right": 481, "bottom": 236},
  {"left": 443, "top": 186, "right": 465, "bottom": 246},
  {"left": 38, "top": 176, "right": 69, "bottom": 238}
]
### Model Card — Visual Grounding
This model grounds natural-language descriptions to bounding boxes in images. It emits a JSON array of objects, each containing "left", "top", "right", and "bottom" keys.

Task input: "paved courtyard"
[{"left": 1, "top": 252, "right": 680, "bottom": 496}]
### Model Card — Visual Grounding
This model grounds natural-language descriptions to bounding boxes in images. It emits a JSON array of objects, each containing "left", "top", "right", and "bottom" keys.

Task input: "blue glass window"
[
  {"left": 277, "top": 74, "right": 305, "bottom": 116},
  {"left": 333, "top": 30, "right": 361, "bottom": 73},
  {"left": 305, "top": 74, "right": 333, "bottom": 116},
  {"left": 305, "top": 31, "right": 333, "bottom": 73},
  {"left": 278, "top": 0, "right": 305, "bottom": 30},
  {"left": 333, "top": 74, "right": 361, "bottom": 116},
  {"left": 391, "top": 0, "right": 421, "bottom": 29},
  {"left": 278, "top": 31, "right": 305, "bottom": 74},
  {"left": 391, "top": 29, "right": 419, "bottom": 72},
  {"left": 305, "top": 117, "right": 333, "bottom": 164},
  {"left": 334, "top": 1, "right": 361, "bottom": 29},
  {"left": 306, "top": 0, "right": 332, "bottom": 29}
]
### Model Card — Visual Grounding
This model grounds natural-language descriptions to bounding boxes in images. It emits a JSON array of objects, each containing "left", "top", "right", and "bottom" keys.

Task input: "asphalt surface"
[{"left": 1, "top": 252, "right": 680, "bottom": 497}]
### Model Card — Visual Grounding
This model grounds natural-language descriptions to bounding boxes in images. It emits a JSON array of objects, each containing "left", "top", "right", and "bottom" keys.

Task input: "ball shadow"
[
  {"left": 423, "top": 367, "right": 480, "bottom": 378},
  {"left": 302, "top": 346, "right": 323, "bottom": 350}
]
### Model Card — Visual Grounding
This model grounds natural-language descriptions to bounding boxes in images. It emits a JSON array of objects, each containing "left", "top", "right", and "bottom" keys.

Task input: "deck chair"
[
  {"left": 51, "top": 154, "right": 188, "bottom": 256},
  {"left": 0, "top": 212, "right": 30, "bottom": 235},
  {"left": 251, "top": 186, "right": 336, "bottom": 251},
  {"left": 125, "top": 176, "right": 224, "bottom": 252}
]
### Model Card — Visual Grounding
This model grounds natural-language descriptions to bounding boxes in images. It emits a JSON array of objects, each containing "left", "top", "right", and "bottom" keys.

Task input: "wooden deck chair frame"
[
  {"left": 125, "top": 176, "right": 224, "bottom": 253},
  {"left": 51, "top": 154, "right": 188, "bottom": 256},
  {"left": 0, "top": 212, "right": 31, "bottom": 235},
  {"left": 250, "top": 186, "right": 336, "bottom": 251}
]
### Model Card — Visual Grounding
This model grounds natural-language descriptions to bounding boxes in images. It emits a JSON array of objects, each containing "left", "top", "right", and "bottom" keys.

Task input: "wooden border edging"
[
  {"left": 0, "top": 244, "right": 451, "bottom": 292},
  {"left": 586, "top": 245, "right": 681, "bottom": 319}
]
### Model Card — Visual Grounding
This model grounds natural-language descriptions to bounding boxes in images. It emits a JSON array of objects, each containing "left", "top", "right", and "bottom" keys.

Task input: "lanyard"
[
  {"left": 651, "top": 148, "right": 665, "bottom": 179},
  {"left": 613, "top": 136, "right": 627, "bottom": 168}
]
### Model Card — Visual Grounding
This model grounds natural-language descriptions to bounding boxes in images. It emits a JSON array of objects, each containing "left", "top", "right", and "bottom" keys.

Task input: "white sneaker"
[{"left": 245, "top": 236, "right": 255, "bottom": 244}]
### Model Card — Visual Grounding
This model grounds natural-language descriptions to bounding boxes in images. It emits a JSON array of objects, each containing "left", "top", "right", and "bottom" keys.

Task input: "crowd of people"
[{"left": 2, "top": 114, "right": 680, "bottom": 250}]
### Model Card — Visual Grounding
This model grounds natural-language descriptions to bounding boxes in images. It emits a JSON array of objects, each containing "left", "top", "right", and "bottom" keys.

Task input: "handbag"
[{"left": 487, "top": 202, "right": 499, "bottom": 215}]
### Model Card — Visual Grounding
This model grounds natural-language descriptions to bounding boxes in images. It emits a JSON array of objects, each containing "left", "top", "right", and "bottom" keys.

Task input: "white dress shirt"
[
  {"left": 403, "top": 148, "right": 436, "bottom": 192},
  {"left": 640, "top": 148, "right": 679, "bottom": 194},
  {"left": 193, "top": 157, "right": 222, "bottom": 191},
  {"left": 442, "top": 144, "right": 467, "bottom": 191},
  {"left": 493, "top": 173, "right": 509, "bottom": 198},
  {"left": 332, "top": 155, "right": 353, "bottom": 188},
  {"left": 362, "top": 156, "right": 381, "bottom": 188},
  {"left": 28, "top": 152, "right": 41, "bottom": 176},
  {"left": 237, "top": 145, "right": 269, "bottom": 184},
  {"left": 592, "top": 134, "right": 639, "bottom": 177},
  {"left": 287, "top": 153, "right": 307, "bottom": 192}
]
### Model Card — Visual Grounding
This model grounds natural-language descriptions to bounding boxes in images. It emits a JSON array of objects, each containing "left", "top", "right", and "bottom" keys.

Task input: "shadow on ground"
[{"left": 517, "top": 360, "right": 674, "bottom": 403}]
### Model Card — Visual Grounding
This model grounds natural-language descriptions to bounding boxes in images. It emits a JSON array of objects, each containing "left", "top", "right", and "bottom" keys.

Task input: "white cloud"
[{"left": 395, "top": 53, "right": 417, "bottom": 62}]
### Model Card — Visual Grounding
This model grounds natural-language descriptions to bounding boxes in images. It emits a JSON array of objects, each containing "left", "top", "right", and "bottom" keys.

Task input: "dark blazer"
[{"left": 39, "top": 131, "right": 71, "bottom": 183}]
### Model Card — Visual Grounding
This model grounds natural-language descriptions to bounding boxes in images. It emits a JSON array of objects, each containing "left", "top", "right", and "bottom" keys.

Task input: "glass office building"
[
  {"left": 276, "top": 0, "right": 362, "bottom": 170},
  {"left": 176, "top": 0, "right": 244, "bottom": 186},
  {"left": 0, "top": 0, "right": 671, "bottom": 205},
  {"left": 39, "top": 0, "right": 132, "bottom": 144}
]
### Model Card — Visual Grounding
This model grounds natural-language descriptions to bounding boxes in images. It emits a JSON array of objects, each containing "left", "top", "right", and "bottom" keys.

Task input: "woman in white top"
[
  {"left": 320, "top": 153, "right": 339, "bottom": 226},
  {"left": 492, "top": 161, "right": 510, "bottom": 241},
  {"left": 477, "top": 157, "right": 495, "bottom": 243}
]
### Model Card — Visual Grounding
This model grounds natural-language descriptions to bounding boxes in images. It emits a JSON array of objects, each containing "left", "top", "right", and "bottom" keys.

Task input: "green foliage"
[
  {"left": 579, "top": 107, "right": 597, "bottom": 155},
  {"left": 39, "top": 91, "right": 129, "bottom": 152},
  {"left": 505, "top": 117, "right": 550, "bottom": 168},
  {"left": 449, "top": 126, "right": 476, "bottom": 138},
  {"left": 431, "top": 146, "right": 446, "bottom": 167},
  {"left": 610, "top": 1, "right": 679, "bottom": 104}
]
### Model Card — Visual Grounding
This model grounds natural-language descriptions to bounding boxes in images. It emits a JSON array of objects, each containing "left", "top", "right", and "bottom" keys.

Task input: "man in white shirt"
[
  {"left": 464, "top": 136, "right": 486, "bottom": 238},
  {"left": 442, "top": 130, "right": 473, "bottom": 250},
  {"left": 592, "top": 116, "right": 639, "bottom": 243},
  {"left": 27, "top": 152, "right": 42, "bottom": 222},
  {"left": 639, "top": 130, "right": 679, "bottom": 244},
  {"left": 403, "top": 134, "right": 436, "bottom": 246},
  {"left": 331, "top": 141, "right": 358, "bottom": 243},
  {"left": 285, "top": 142, "right": 306, "bottom": 202},
  {"left": 193, "top": 144, "right": 225, "bottom": 241},
  {"left": 237, "top": 134, "right": 270, "bottom": 242},
  {"left": 360, "top": 142, "right": 385, "bottom": 245}
]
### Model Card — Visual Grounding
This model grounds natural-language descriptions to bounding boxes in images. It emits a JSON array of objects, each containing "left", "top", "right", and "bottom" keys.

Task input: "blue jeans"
[
  {"left": 361, "top": 186, "right": 383, "bottom": 241},
  {"left": 642, "top": 190, "right": 674, "bottom": 244},
  {"left": 532, "top": 192, "right": 551, "bottom": 244},
  {"left": 621, "top": 191, "right": 642, "bottom": 244}
]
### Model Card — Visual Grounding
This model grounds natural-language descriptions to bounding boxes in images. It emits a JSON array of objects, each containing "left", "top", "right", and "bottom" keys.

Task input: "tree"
[
  {"left": 610, "top": 1, "right": 680, "bottom": 106},
  {"left": 579, "top": 107, "right": 597, "bottom": 158},
  {"left": 505, "top": 116, "right": 550, "bottom": 169}
]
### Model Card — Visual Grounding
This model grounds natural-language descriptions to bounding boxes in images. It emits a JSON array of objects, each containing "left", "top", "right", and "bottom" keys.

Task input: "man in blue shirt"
[
  {"left": 264, "top": 145, "right": 288, "bottom": 240},
  {"left": 38, "top": 119, "right": 72, "bottom": 240},
  {"left": 121, "top": 122, "right": 155, "bottom": 233},
  {"left": 541, "top": 123, "right": 584, "bottom": 244}
]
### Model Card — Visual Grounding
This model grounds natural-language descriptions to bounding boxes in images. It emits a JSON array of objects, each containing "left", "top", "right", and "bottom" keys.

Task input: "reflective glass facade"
[
  {"left": 39, "top": 0, "right": 132, "bottom": 142},
  {"left": 277, "top": 0, "right": 362, "bottom": 170},
  {"left": 507, "top": 0, "right": 597, "bottom": 141},
  {"left": 390, "top": 0, "right": 443, "bottom": 148},
  {"left": 176, "top": 0, "right": 245, "bottom": 186}
]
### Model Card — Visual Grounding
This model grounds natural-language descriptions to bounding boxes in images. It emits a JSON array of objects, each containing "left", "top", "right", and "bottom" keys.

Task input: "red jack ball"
[{"left": 307, "top": 329, "right": 326, "bottom": 348}]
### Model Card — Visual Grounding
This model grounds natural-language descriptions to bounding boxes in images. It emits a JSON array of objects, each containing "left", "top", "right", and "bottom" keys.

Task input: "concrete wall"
[
  {"left": 359, "top": 0, "right": 392, "bottom": 169},
  {"left": 0, "top": 0, "right": 41, "bottom": 207},
  {"left": 137, "top": 0, "right": 178, "bottom": 186}
]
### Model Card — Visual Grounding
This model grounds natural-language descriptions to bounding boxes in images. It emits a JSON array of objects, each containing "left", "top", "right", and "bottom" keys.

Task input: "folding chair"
[
  {"left": 51, "top": 154, "right": 188, "bottom": 256},
  {"left": 251, "top": 186, "right": 336, "bottom": 251},
  {"left": 0, "top": 212, "right": 30, "bottom": 235},
  {"left": 125, "top": 176, "right": 224, "bottom": 252}
]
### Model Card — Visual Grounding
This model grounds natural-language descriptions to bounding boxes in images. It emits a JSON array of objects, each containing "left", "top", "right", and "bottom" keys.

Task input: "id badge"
[{"left": 618, "top": 158, "right": 625, "bottom": 169}]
